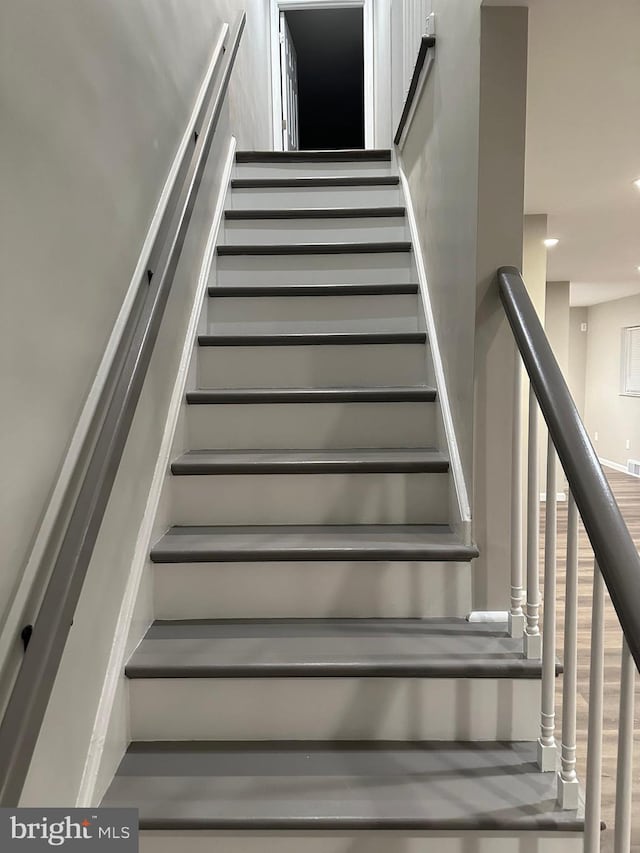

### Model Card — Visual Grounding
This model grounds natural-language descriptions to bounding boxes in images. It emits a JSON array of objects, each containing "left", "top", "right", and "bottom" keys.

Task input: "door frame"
[{"left": 269, "top": 0, "right": 375, "bottom": 151}]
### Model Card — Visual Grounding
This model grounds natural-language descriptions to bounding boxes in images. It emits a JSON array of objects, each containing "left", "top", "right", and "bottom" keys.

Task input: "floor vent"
[{"left": 627, "top": 459, "right": 640, "bottom": 477}]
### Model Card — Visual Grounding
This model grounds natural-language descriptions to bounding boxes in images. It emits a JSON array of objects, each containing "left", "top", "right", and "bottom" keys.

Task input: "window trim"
[{"left": 621, "top": 325, "right": 640, "bottom": 397}]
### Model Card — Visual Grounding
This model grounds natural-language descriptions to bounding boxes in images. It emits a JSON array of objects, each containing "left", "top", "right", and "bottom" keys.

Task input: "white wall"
[
  {"left": 584, "top": 293, "right": 640, "bottom": 468},
  {"left": 0, "top": 0, "right": 271, "bottom": 805},
  {"left": 0, "top": 0, "right": 271, "bottom": 636}
]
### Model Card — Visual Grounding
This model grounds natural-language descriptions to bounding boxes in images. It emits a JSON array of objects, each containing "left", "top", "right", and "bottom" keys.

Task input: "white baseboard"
[
  {"left": 0, "top": 23, "right": 230, "bottom": 682},
  {"left": 600, "top": 457, "right": 639, "bottom": 477},
  {"left": 396, "top": 165, "right": 472, "bottom": 542},
  {"left": 467, "top": 611, "right": 509, "bottom": 623},
  {"left": 75, "top": 144, "right": 236, "bottom": 807},
  {"left": 540, "top": 492, "right": 567, "bottom": 502}
]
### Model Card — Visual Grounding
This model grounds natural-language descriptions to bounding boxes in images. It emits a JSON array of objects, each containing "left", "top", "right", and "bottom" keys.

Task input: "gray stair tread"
[
  {"left": 236, "top": 149, "right": 392, "bottom": 162},
  {"left": 225, "top": 206, "right": 405, "bottom": 220},
  {"left": 186, "top": 386, "right": 437, "bottom": 404},
  {"left": 208, "top": 283, "right": 419, "bottom": 297},
  {"left": 151, "top": 524, "right": 479, "bottom": 563},
  {"left": 171, "top": 448, "right": 448, "bottom": 475},
  {"left": 197, "top": 331, "right": 426, "bottom": 346},
  {"left": 217, "top": 242, "right": 412, "bottom": 256},
  {"left": 231, "top": 176, "right": 400, "bottom": 188},
  {"left": 126, "top": 618, "right": 544, "bottom": 679},
  {"left": 102, "top": 740, "right": 583, "bottom": 831}
]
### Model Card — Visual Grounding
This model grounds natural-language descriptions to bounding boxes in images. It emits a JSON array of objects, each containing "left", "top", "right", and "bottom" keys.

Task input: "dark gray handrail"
[
  {"left": 0, "top": 12, "right": 246, "bottom": 805},
  {"left": 498, "top": 266, "right": 640, "bottom": 671},
  {"left": 394, "top": 35, "right": 436, "bottom": 145}
]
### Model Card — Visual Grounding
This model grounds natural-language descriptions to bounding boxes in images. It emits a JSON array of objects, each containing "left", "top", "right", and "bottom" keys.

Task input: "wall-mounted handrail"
[
  {"left": 394, "top": 34, "right": 436, "bottom": 146},
  {"left": 0, "top": 12, "right": 246, "bottom": 806},
  {"left": 498, "top": 265, "right": 640, "bottom": 671}
]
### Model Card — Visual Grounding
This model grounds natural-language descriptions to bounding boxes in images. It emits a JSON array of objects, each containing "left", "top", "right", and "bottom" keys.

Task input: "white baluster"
[
  {"left": 584, "top": 564, "right": 605, "bottom": 850},
  {"left": 557, "top": 491, "right": 580, "bottom": 808},
  {"left": 509, "top": 360, "right": 525, "bottom": 638},
  {"left": 525, "top": 386, "right": 541, "bottom": 658},
  {"left": 614, "top": 638, "right": 635, "bottom": 853},
  {"left": 538, "top": 438, "right": 557, "bottom": 770}
]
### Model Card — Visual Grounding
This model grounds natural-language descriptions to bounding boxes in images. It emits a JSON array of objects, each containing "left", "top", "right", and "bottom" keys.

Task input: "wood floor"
[{"left": 540, "top": 468, "right": 640, "bottom": 851}]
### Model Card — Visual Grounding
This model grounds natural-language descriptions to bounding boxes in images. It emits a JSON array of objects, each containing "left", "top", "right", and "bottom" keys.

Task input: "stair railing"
[
  {"left": 499, "top": 265, "right": 640, "bottom": 851},
  {"left": 0, "top": 12, "right": 246, "bottom": 808}
]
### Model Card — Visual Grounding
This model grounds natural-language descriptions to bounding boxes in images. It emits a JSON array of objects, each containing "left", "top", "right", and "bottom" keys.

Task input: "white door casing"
[
  {"left": 279, "top": 12, "right": 300, "bottom": 150},
  {"left": 270, "top": 0, "right": 375, "bottom": 151}
]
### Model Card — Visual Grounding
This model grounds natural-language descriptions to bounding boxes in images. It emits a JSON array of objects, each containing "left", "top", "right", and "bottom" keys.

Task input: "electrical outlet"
[
  {"left": 594, "top": 431, "right": 599, "bottom": 441},
  {"left": 581, "top": 322, "right": 588, "bottom": 332},
  {"left": 626, "top": 439, "right": 631, "bottom": 449}
]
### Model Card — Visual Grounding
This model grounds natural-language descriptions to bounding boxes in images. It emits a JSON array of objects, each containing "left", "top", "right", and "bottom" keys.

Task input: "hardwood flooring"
[{"left": 539, "top": 468, "right": 640, "bottom": 851}]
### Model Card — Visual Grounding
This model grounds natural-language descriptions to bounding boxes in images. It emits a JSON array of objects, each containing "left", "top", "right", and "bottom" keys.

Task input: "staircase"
[{"left": 102, "top": 150, "right": 584, "bottom": 851}]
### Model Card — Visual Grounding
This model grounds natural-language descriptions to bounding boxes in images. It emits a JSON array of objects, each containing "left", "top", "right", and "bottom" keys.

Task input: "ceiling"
[{"left": 522, "top": 0, "right": 640, "bottom": 306}]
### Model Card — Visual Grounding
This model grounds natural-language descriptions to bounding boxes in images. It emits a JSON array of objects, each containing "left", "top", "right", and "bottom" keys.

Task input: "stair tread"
[
  {"left": 151, "top": 524, "right": 478, "bottom": 563},
  {"left": 236, "top": 149, "right": 392, "bottom": 162},
  {"left": 126, "top": 618, "right": 545, "bottom": 679},
  {"left": 231, "top": 176, "right": 400, "bottom": 188},
  {"left": 171, "top": 448, "right": 448, "bottom": 475},
  {"left": 217, "top": 241, "right": 412, "bottom": 256},
  {"left": 197, "top": 331, "right": 426, "bottom": 346},
  {"left": 102, "top": 740, "right": 582, "bottom": 831},
  {"left": 208, "top": 283, "right": 419, "bottom": 297},
  {"left": 225, "top": 206, "right": 406, "bottom": 220},
  {"left": 186, "top": 386, "right": 437, "bottom": 404}
]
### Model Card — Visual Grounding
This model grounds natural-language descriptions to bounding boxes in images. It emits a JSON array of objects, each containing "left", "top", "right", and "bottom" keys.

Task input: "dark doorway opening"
[{"left": 285, "top": 8, "right": 364, "bottom": 150}]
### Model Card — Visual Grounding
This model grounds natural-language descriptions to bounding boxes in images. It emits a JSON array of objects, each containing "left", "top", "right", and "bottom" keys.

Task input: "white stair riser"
[
  {"left": 197, "top": 344, "right": 428, "bottom": 389},
  {"left": 153, "top": 561, "right": 473, "bottom": 620},
  {"left": 228, "top": 185, "right": 402, "bottom": 209},
  {"left": 222, "top": 218, "right": 408, "bottom": 245},
  {"left": 129, "top": 677, "right": 541, "bottom": 741},
  {"left": 207, "top": 293, "right": 420, "bottom": 333},
  {"left": 141, "top": 832, "right": 583, "bottom": 853},
  {"left": 233, "top": 161, "right": 394, "bottom": 179},
  {"left": 216, "top": 252, "right": 412, "bottom": 287},
  {"left": 170, "top": 473, "right": 449, "bottom": 525},
  {"left": 187, "top": 402, "right": 436, "bottom": 449}
]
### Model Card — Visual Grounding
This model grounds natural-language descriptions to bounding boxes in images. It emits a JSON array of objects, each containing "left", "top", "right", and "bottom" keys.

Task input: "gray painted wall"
[
  {"left": 472, "top": 7, "right": 528, "bottom": 610},
  {"left": 399, "top": 4, "right": 528, "bottom": 609},
  {"left": 400, "top": 0, "right": 481, "bottom": 488},
  {"left": 0, "top": 0, "right": 271, "bottom": 633},
  {"left": 544, "top": 281, "right": 570, "bottom": 489},
  {"left": 584, "top": 293, "right": 640, "bottom": 468}
]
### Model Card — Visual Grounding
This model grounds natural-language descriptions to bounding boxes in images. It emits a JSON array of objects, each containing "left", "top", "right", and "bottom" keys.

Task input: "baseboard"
[
  {"left": 396, "top": 165, "right": 472, "bottom": 543},
  {"left": 0, "top": 23, "right": 230, "bottom": 683},
  {"left": 74, "top": 138, "right": 237, "bottom": 808},
  {"left": 467, "top": 611, "right": 509, "bottom": 623},
  {"left": 600, "top": 457, "right": 639, "bottom": 477},
  {"left": 540, "top": 492, "right": 567, "bottom": 502}
]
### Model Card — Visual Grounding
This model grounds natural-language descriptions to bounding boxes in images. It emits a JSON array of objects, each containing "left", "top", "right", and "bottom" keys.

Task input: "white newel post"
[
  {"left": 614, "top": 638, "right": 635, "bottom": 853},
  {"left": 557, "top": 491, "right": 580, "bottom": 808},
  {"left": 509, "top": 360, "right": 525, "bottom": 638},
  {"left": 524, "top": 386, "right": 541, "bottom": 658},
  {"left": 584, "top": 564, "right": 604, "bottom": 851},
  {"left": 538, "top": 439, "right": 557, "bottom": 770}
]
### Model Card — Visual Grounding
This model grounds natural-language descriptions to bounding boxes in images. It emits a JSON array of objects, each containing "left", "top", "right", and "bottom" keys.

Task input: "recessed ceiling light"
[{"left": 544, "top": 238, "right": 559, "bottom": 248}]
